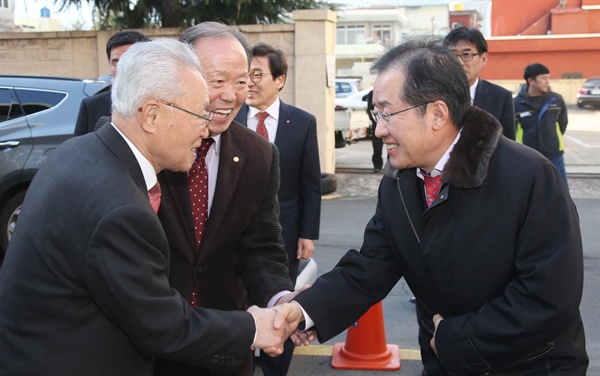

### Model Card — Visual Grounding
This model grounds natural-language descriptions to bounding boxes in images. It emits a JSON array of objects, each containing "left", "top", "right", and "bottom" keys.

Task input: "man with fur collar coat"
[{"left": 290, "top": 38, "right": 588, "bottom": 375}]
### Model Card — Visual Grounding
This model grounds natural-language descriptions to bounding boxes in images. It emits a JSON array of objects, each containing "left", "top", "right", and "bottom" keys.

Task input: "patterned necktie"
[
  {"left": 148, "top": 182, "right": 161, "bottom": 214},
  {"left": 256, "top": 111, "right": 269, "bottom": 140},
  {"left": 423, "top": 174, "right": 443, "bottom": 207},
  {"left": 188, "top": 138, "right": 214, "bottom": 248}
]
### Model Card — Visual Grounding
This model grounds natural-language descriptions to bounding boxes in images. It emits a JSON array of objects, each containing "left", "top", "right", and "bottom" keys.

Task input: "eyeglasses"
[
  {"left": 157, "top": 100, "right": 212, "bottom": 124},
  {"left": 454, "top": 52, "right": 481, "bottom": 62},
  {"left": 370, "top": 102, "right": 430, "bottom": 124},
  {"left": 249, "top": 71, "right": 272, "bottom": 84}
]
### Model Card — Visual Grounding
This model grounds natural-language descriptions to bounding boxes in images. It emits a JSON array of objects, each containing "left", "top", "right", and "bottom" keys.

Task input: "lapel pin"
[
  {"left": 233, "top": 156, "right": 240, "bottom": 163},
  {"left": 286, "top": 120, "right": 290, "bottom": 124}
]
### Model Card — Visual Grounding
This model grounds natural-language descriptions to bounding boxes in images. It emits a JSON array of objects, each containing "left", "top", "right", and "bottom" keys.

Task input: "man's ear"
[
  {"left": 277, "top": 74, "right": 286, "bottom": 91},
  {"left": 430, "top": 100, "right": 450, "bottom": 131},
  {"left": 480, "top": 51, "right": 489, "bottom": 67},
  {"left": 139, "top": 103, "right": 158, "bottom": 134}
]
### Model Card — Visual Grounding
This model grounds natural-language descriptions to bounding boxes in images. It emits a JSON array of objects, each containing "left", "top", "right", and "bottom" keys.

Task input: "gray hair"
[
  {"left": 111, "top": 38, "right": 201, "bottom": 119},
  {"left": 179, "top": 21, "right": 252, "bottom": 69}
]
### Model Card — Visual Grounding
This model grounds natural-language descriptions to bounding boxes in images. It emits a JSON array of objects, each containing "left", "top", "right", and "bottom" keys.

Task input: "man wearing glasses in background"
[
  {"left": 154, "top": 23, "right": 295, "bottom": 376},
  {"left": 444, "top": 26, "right": 515, "bottom": 140},
  {"left": 235, "top": 43, "right": 321, "bottom": 376}
]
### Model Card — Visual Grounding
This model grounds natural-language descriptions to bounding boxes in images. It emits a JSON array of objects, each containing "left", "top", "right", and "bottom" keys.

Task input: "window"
[
  {"left": 373, "top": 25, "right": 391, "bottom": 45},
  {"left": 337, "top": 25, "right": 366, "bottom": 45},
  {"left": 0, "top": 89, "right": 25, "bottom": 123},
  {"left": 14, "top": 89, "right": 66, "bottom": 116},
  {"left": 2, "top": 0, "right": 8, "bottom": 9}
]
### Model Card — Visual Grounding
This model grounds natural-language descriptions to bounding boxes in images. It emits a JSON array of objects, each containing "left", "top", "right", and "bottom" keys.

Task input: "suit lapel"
[
  {"left": 473, "top": 79, "right": 489, "bottom": 107},
  {"left": 96, "top": 124, "right": 146, "bottom": 192},
  {"left": 201, "top": 123, "right": 247, "bottom": 250},
  {"left": 274, "top": 101, "right": 294, "bottom": 152},
  {"left": 159, "top": 171, "right": 197, "bottom": 251}
]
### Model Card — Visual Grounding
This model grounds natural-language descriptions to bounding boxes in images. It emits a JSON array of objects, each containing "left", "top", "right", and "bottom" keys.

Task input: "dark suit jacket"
[
  {"left": 235, "top": 102, "right": 321, "bottom": 282},
  {"left": 74, "top": 89, "right": 112, "bottom": 136},
  {"left": 473, "top": 79, "right": 516, "bottom": 140},
  {"left": 0, "top": 125, "right": 256, "bottom": 375},
  {"left": 156, "top": 121, "right": 294, "bottom": 376}
]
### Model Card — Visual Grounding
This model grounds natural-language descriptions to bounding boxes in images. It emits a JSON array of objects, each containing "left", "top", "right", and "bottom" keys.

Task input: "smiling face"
[
  {"left": 448, "top": 39, "right": 488, "bottom": 87},
  {"left": 151, "top": 68, "right": 210, "bottom": 173},
  {"left": 192, "top": 36, "right": 249, "bottom": 136},
  {"left": 372, "top": 69, "right": 439, "bottom": 172},
  {"left": 246, "top": 55, "right": 285, "bottom": 111}
]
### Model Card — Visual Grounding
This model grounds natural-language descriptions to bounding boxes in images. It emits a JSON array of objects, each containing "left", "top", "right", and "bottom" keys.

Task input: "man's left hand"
[
  {"left": 430, "top": 314, "right": 444, "bottom": 356},
  {"left": 297, "top": 238, "right": 314, "bottom": 259}
]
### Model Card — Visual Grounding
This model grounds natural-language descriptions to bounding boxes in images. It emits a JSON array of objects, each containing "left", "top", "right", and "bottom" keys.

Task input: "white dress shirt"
[{"left": 247, "top": 98, "right": 280, "bottom": 142}]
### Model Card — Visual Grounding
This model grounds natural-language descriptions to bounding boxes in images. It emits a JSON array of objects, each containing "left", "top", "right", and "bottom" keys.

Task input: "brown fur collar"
[{"left": 385, "top": 106, "right": 502, "bottom": 188}]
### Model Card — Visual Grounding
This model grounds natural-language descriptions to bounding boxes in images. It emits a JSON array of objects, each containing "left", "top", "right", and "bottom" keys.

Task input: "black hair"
[
  {"left": 252, "top": 43, "right": 288, "bottom": 85},
  {"left": 371, "top": 37, "right": 471, "bottom": 129},
  {"left": 105, "top": 30, "right": 150, "bottom": 61},
  {"left": 524, "top": 63, "right": 550, "bottom": 81},
  {"left": 443, "top": 26, "right": 488, "bottom": 53}
]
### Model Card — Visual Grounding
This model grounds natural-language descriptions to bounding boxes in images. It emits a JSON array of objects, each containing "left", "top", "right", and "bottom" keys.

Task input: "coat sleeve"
[
  {"left": 298, "top": 114, "right": 322, "bottom": 240},
  {"left": 238, "top": 144, "right": 295, "bottom": 306},
  {"left": 85, "top": 205, "right": 256, "bottom": 368},
  {"left": 435, "top": 164, "right": 584, "bottom": 374}
]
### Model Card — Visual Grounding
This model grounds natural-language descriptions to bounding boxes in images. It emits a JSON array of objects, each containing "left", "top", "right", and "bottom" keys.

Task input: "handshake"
[{"left": 246, "top": 288, "right": 316, "bottom": 356}]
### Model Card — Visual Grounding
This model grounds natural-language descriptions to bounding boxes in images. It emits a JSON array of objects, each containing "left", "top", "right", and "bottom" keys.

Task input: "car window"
[
  {"left": 337, "top": 82, "right": 352, "bottom": 95},
  {"left": 586, "top": 79, "right": 600, "bottom": 86},
  {"left": 0, "top": 89, "right": 25, "bottom": 123},
  {"left": 13, "top": 89, "right": 67, "bottom": 116}
]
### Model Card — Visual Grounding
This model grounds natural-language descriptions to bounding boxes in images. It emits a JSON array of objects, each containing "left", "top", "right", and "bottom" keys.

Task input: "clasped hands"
[{"left": 247, "top": 301, "right": 304, "bottom": 356}]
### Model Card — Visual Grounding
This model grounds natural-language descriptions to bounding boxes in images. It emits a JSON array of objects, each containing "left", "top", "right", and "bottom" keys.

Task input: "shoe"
[{"left": 409, "top": 296, "right": 416, "bottom": 304}]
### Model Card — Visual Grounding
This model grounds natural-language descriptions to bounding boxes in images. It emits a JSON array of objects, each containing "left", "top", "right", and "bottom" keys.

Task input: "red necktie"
[
  {"left": 148, "top": 182, "right": 161, "bottom": 214},
  {"left": 423, "top": 174, "right": 443, "bottom": 207},
  {"left": 256, "top": 111, "right": 269, "bottom": 140},
  {"left": 189, "top": 138, "right": 214, "bottom": 248}
]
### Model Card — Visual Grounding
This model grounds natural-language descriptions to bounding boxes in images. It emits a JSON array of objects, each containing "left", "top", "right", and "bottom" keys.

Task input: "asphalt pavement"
[{"left": 255, "top": 106, "right": 600, "bottom": 376}]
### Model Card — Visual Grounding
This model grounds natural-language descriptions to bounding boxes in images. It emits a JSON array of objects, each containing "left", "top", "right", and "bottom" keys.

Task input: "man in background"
[
  {"left": 0, "top": 38, "right": 300, "bottom": 376},
  {"left": 235, "top": 42, "right": 321, "bottom": 375},
  {"left": 366, "top": 89, "right": 384, "bottom": 172},
  {"left": 514, "top": 62, "right": 569, "bottom": 188},
  {"left": 155, "top": 23, "right": 295, "bottom": 376},
  {"left": 444, "top": 26, "right": 515, "bottom": 139},
  {"left": 74, "top": 30, "right": 149, "bottom": 136}
]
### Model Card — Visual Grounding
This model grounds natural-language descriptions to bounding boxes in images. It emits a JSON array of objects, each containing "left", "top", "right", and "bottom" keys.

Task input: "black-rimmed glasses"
[
  {"left": 454, "top": 52, "right": 481, "bottom": 62},
  {"left": 157, "top": 100, "right": 212, "bottom": 123},
  {"left": 370, "top": 102, "right": 430, "bottom": 124},
  {"left": 249, "top": 72, "right": 272, "bottom": 84}
]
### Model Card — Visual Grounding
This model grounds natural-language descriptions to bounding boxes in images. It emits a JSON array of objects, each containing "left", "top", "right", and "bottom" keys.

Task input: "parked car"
[
  {"left": 335, "top": 78, "right": 363, "bottom": 98},
  {"left": 577, "top": 77, "right": 600, "bottom": 108},
  {"left": 334, "top": 88, "right": 371, "bottom": 148},
  {"left": 0, "top": 75, "right": 108, "bottom": 259}
]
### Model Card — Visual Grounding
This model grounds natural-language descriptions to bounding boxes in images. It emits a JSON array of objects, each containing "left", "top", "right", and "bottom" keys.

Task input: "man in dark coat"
[
  {"left": 0, "top": 39, "right": 299, "bottom": 376},
  {"left": 290, "top": 38, "right": 588, "bottom": 376}
]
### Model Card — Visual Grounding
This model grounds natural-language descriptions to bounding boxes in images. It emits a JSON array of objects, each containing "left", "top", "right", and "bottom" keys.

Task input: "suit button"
[{"left": 196, "top": 264, "right": 207, "bottom": 273}]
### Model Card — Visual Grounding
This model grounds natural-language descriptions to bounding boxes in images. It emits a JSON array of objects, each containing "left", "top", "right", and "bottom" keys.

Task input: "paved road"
[{"left": 255, "top": 105, "right": 599, "bottom": 375}]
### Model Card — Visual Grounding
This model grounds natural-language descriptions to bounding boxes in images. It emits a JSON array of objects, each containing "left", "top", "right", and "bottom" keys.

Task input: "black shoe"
[{"left": 409, "top": 296, "right": 416, "bottom": 304}]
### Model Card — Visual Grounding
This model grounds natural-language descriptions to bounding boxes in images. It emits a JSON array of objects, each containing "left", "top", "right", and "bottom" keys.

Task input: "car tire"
[
  {"left": 577, "top": 101, "right": 583, "bottom": 108},
  {"left": 0, "top": 190, "right": 26, "bottom": 259},
  {"left": 335, "top": 131, "right": 346, "bottom": 149},
  {"left": 321, "top": 173, "right": 337, "bottom": 195}
]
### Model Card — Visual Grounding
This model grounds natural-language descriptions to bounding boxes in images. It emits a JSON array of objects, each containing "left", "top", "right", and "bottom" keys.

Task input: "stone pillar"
[{"left": 292, "top": 9, "right": 336, "bottom": 174}]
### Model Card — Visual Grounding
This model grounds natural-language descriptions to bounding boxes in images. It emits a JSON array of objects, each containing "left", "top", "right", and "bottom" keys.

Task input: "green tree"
[{"left": 55, "top": 0, "right": 337, "bottom": 29}]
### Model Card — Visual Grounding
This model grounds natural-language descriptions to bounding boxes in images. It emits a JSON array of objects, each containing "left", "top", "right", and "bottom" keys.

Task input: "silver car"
[{"left": 0, "top": 75, "right": 108, "bottom": 259}]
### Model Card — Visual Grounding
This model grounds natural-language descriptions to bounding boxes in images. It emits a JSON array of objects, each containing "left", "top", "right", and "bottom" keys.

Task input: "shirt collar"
[
  {"left": 416, "top": 130, "right": 462, "bottom": 180},
  {"left": 469, "top": 77, "right": 479, "bottom": 105},
  {"left": 111, "top": 122, "right": 157, "bottom": 191},
  {"left": 248, "top": 97, "right": 280, "bottom": 120}
]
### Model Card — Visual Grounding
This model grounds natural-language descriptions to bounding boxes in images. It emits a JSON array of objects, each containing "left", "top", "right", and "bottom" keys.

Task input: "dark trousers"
[{"left": 371, "top": 131, "right": 384, "bottom": 170}]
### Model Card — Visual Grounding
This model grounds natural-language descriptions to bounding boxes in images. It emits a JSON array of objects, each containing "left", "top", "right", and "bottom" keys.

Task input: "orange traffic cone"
[{"left": 331, "top": 301, "right": 401, "bottom": 370}]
